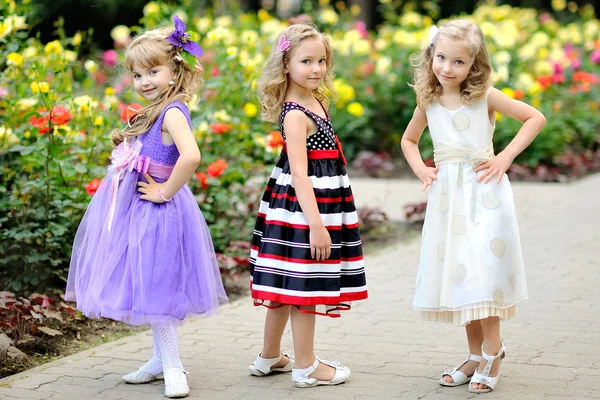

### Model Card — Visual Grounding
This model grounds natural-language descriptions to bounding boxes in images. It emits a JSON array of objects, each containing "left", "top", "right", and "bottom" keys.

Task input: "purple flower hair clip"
[
  {"left": 167, "top": 15, "right": 204, "bottom": 57},
  {"left": 277, "top": 35, "right": 291, "bottom": 52}
]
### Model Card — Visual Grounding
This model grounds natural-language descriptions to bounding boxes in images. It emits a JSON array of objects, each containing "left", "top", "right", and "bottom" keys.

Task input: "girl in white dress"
[{"left": 401, "top": 20, "right": 545, "bottom": 393}]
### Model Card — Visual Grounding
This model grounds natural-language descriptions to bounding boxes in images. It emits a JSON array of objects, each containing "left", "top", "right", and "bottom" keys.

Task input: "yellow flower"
[
  {"left": 30, "top": 81, "right": 50, "bottom": 93},
  {"left": 501, "top": 88, "right": 515, "bottom": 99},
  {"left": 528, "top": 81, "right": 544, "bottom": 97},
  {"left": 105, "top": 87, "right": 116, "bottom": 96},
  {"left": 226, "top": 46, "right": 238, "bottom": 57},
  {"left": 347, "top": 102, "right": 364, "bottom": 117},
  {"left": 16, "top": 98, "right": 37, "bottom": 110},
  {"left": 213, "top": 109, "right": 231, "bottom": 122},
  {"left": 399, "top": 11, "right": 423, "bottom": 28},
  {"left": 110, "top": 25, "right": 130, "bottom": 42},
  {"left": 73, "top": 32, "right": 82, "bottom": 46},
  {"left": 320, "top": 8, "right": 339, "bottom": 25},
  {"left": 352, "top": 39, "right": 370, "bottom": 55},
  {"left": 534, "top": 60, "right": 552, "bottom": 76},
  {"left": 243, "top": 103, "right": 258, "bottom": 118},
  {"left": 84, "top": 60, "right": 98, "bottom": 73},
  {"left": 215, "top": 15, "right": 233, "bottom": 27},
  {"left": 73, "top": 95, "right": 98, "bottom": 113},
  {"left": 64, "top": 50, "right": 77, "bottom": 62},
  {"left": 251, "top": 79, "right": 258, "bottom": 90},
  {"left": 350, "top": 4, "right": 361, "bottom": 16},
  {"left": 493, "top": 51, "right": 511, "bottom": 66},
  {"left": 6, "top": 52, "right": 23, "bottom": 67},
  {"left": 552, "top": 0, "right": 566, "bottom": 11},
  {"left": 22, "top": 46, "right": 37, "bottom": 59},
  {"left": 257, "top": 9, "right": 272, "bottom": 22},
  {"left": 537, "top": 48, "right": 549, "bottom": 59},
  {"left": 241, "top": 30, "right": 259, "bottom": 47},
  {"left": 143, "top": 1, "right": 160, "bottom": 15},
  {"left": 319, "top": 0, "right": 330, "bottom": 5},
  {"left": 333, "top": 79, "right": 355, "bottom": 106},
  {"left": 44, "top": 40, "right": 63, "bottom": 54},
  {"left": 93, "top": 116, "right": 104, "bottom": 127},
  {"left": 195, "top": 16, "right": 212, "bottom": 33},
  {"left": 531, "top": 97, "right": 541, "bottom": 109},
  {"left": 376, "top": 57, "right": 391, "bottom": 76}
]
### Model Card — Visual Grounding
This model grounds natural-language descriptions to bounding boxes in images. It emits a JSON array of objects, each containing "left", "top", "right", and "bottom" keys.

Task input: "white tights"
[{"left": 139, "top": 321, "right": 184, "bottom": 374}]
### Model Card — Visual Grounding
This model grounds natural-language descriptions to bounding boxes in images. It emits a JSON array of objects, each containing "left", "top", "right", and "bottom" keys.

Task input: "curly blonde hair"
[
  {"left": 111, "top": 27, "right": 203, "bottom": 145},
  {"left": 411, "top": 19, "right": 492, "bottom": 110},
  {"left": 257, "top": 23, "right": 336, "bottom": 123}
]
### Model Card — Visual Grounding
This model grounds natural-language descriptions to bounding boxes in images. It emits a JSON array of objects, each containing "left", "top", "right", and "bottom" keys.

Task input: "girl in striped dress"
[{"left": 248, "top": 24, "right": 368, "bottom": 388}]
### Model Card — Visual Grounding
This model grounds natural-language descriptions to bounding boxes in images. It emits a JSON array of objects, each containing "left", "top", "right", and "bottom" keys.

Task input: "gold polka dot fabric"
[{"left": 413, "top": 87, "right": 528, "bottom": 326}]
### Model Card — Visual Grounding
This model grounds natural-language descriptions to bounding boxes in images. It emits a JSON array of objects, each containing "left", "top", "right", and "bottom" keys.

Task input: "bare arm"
[
  {"left": 285, "top": 110, "right": 331, "bottom": 261},
  {"left": 138, "top": 107, "right": 201, "bottom": 202},
  {"left": 475, "top": 88, "right": 546, "bottom": 183},
  {"left": 400, "top": 106, "right": 439, "bottom": 191}
]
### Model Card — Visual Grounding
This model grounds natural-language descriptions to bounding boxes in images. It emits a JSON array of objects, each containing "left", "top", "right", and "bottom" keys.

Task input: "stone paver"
[{"left": 1, "top": 174, "right": 598, "bottom": 399}]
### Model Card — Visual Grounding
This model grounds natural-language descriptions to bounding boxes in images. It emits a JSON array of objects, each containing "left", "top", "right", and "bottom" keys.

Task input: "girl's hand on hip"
[
  {"left": 475, "top": 152, "right": 515, "bottom": 184},
  {"left": 137, "top": 174, "right": 165, "bottom": 203},
  {"left": 416, "top": 166, "right": 439, "bottom": 191},
  {"left": 310, "top": 225, "right": 332, "bottom": 261}
]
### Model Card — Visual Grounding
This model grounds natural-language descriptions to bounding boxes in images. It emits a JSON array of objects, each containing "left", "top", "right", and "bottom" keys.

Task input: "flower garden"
[{"left": 1, "top": 0, "right": 599, "bottom": 300}]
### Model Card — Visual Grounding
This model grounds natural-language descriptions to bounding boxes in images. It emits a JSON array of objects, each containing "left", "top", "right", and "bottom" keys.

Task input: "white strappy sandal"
[
  {"left": 439, "top": 354, "right": 482, "bottom": 387},
  {"left": 122, "top": 369, "right": 163, "bottom": 384},
  {"left": 163, "top": 368, "right": 189, "bottom": 398},
  {"left": 469, "top": 340, "right": 506, "bottom": 393},
  {"left": 292, "top": 357, "right": 351, "bottom": 388},
  {"left": 248, "top": 352, "right": 294, "bottom": 376}
]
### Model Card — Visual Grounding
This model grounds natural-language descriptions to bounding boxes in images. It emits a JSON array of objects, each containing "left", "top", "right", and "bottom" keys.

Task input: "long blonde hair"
[
  {"left": 257, "top": 24, "right": 336, "bottom": 123},
  {"left": 111, "top": 27, "right": 203, "bottom": 145},
  {"left": 411, "top": 20, "right": 492, "bottom": 109}
]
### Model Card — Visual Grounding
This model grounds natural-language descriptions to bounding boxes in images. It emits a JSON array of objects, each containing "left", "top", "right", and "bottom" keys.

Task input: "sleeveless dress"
[
  {"left": 66, "top": 101, "right": 228, "bottom": 326},
  {"left": 413, "top": 88, "right": 528, "bottom": 326},
  {"left": 250, "top": 102, "right": 368, "bottom": 317}
]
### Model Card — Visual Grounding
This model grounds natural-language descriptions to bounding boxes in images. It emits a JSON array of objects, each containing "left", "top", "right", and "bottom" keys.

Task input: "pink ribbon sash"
[{"left": 105, "top": 139, "right": 172, "bottom": 231}]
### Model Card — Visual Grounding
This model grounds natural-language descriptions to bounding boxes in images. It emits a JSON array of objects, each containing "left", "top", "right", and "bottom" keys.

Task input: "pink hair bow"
[{"left": 277, "top": 35, "right": 291, "bottom": 52}]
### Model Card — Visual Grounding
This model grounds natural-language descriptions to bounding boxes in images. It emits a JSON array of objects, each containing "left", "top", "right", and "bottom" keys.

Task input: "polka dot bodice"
[
  {"left": 279, "top": 102, "right": 337, "bottom": 150},
  {"left": 138, "top": 101, "right": 192, "bottom": 166}
]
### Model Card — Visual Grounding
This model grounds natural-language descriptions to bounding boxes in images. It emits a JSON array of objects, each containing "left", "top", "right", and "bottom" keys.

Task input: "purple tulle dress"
[{"left": 65, "top": 101, "right": 228, "bottom": 325}]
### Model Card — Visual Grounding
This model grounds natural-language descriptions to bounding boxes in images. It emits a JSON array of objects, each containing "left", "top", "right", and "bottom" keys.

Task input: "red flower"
[
  {"left": 50, "top": 105, "right": 72, "bottom": 125},
  {"left": 85, "top": 178, "right": 101, "bottom": 195},
  {"left": 572, "top": 71, "right": 598, "bottom": 84},
  {"left": 120, "top": 103, "right": 143, "bottom": 123},
  {"left": 267, "top": 130, "right": 284, "bottom": 148},
  {"left": 536, "top": 75, "right": 553, "bottom": 89},
  {"left": 195, "top": 171, "right": 209, "bottom": 189},
  {"left": 206, "top": 159, "right": 229, "bottom": 178},
  {"left": 210, "top": 122, "right": 232, "bottom": 134},
  {"left": 30, "top": 108, "right": 50, "bottom": 134},
  {"left": 513, "top": 89, "right": 525, "bottom": 100}
]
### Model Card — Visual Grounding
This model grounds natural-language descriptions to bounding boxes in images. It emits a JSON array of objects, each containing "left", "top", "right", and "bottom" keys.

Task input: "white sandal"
[
  {"left": 439, "top": 354, "right": 482, "bottom": 387},
  {"left": 248, "top": 352, "right": 294, "bottom": 376},
  {"left": 292, "top": 357, "right": 351, "bottom": 388},
  {"left": 122, "top": 369, "right": 163, "bottom": 384},
  {"left": 163, "top": 368, "right": 189, "bottom": 398},
  {"left": 469, "top": 340, "right": 506, "bottom": 393}
]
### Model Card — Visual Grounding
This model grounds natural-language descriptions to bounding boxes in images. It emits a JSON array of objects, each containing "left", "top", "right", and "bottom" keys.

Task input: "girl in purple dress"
[{"left": 65, "top": 16, "right": 228, "bottom": 398}]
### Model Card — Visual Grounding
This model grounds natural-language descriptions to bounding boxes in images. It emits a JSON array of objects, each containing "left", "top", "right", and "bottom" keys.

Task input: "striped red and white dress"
[{"left": 250, "top": 102, "right": 368, "bottom": 317}]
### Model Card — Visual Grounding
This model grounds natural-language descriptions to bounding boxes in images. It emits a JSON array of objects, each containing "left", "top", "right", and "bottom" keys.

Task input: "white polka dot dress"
[{"left": 413, "top": 87, "right": 528, "bottom": 325}]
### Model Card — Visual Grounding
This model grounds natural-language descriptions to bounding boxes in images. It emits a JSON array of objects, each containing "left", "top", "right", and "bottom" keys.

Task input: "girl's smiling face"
[
  {"left": 285, "top": 38, "right": 328, "bottom": 92},
  {"left": 432, "top": 39, "right": 472, "bottom": 90},
  {"left": 132, "top": 63, "right": 174, "bottom": 101}
]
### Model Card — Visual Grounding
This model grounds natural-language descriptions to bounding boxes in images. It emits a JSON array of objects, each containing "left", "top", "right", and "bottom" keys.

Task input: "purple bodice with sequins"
[{"left": 138, "top": 101, "right": 192, "bottom": 166}]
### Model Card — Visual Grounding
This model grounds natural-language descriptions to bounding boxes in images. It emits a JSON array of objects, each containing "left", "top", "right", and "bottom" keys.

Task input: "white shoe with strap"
[
  {"left": 439, "top": 353, "right": 483, "bottom": 387},
  {"left": 469, "top": 340, "right": 506, "bottom": 393},
  {"left": 292, "top": 357, "right": 351, "bottom": 388},
  {"left": 122, "top": 369, "right": 163, "bottom": 384},
  {"left": 163, "top": 368, "right": 189, "bottom": 398},
  {"left": 248, "top": 352, "right": 294, "bottom": 376}
]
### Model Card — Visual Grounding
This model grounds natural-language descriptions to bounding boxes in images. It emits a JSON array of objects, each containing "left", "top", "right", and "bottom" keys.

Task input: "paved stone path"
[{"left": 1, "top": 174, "right": 599, "bottom": 399}]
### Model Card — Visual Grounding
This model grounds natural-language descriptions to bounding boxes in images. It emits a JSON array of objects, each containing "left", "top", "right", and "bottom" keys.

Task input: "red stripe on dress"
[
  {"left": 271, "top": 192, "right": 354, "bottom": 203},
  {"left": 257, "top": 252, "right": 339, "bottom": 264},
  {"left": 251, "top": 288, "right": 369, "bottom": 305}
]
